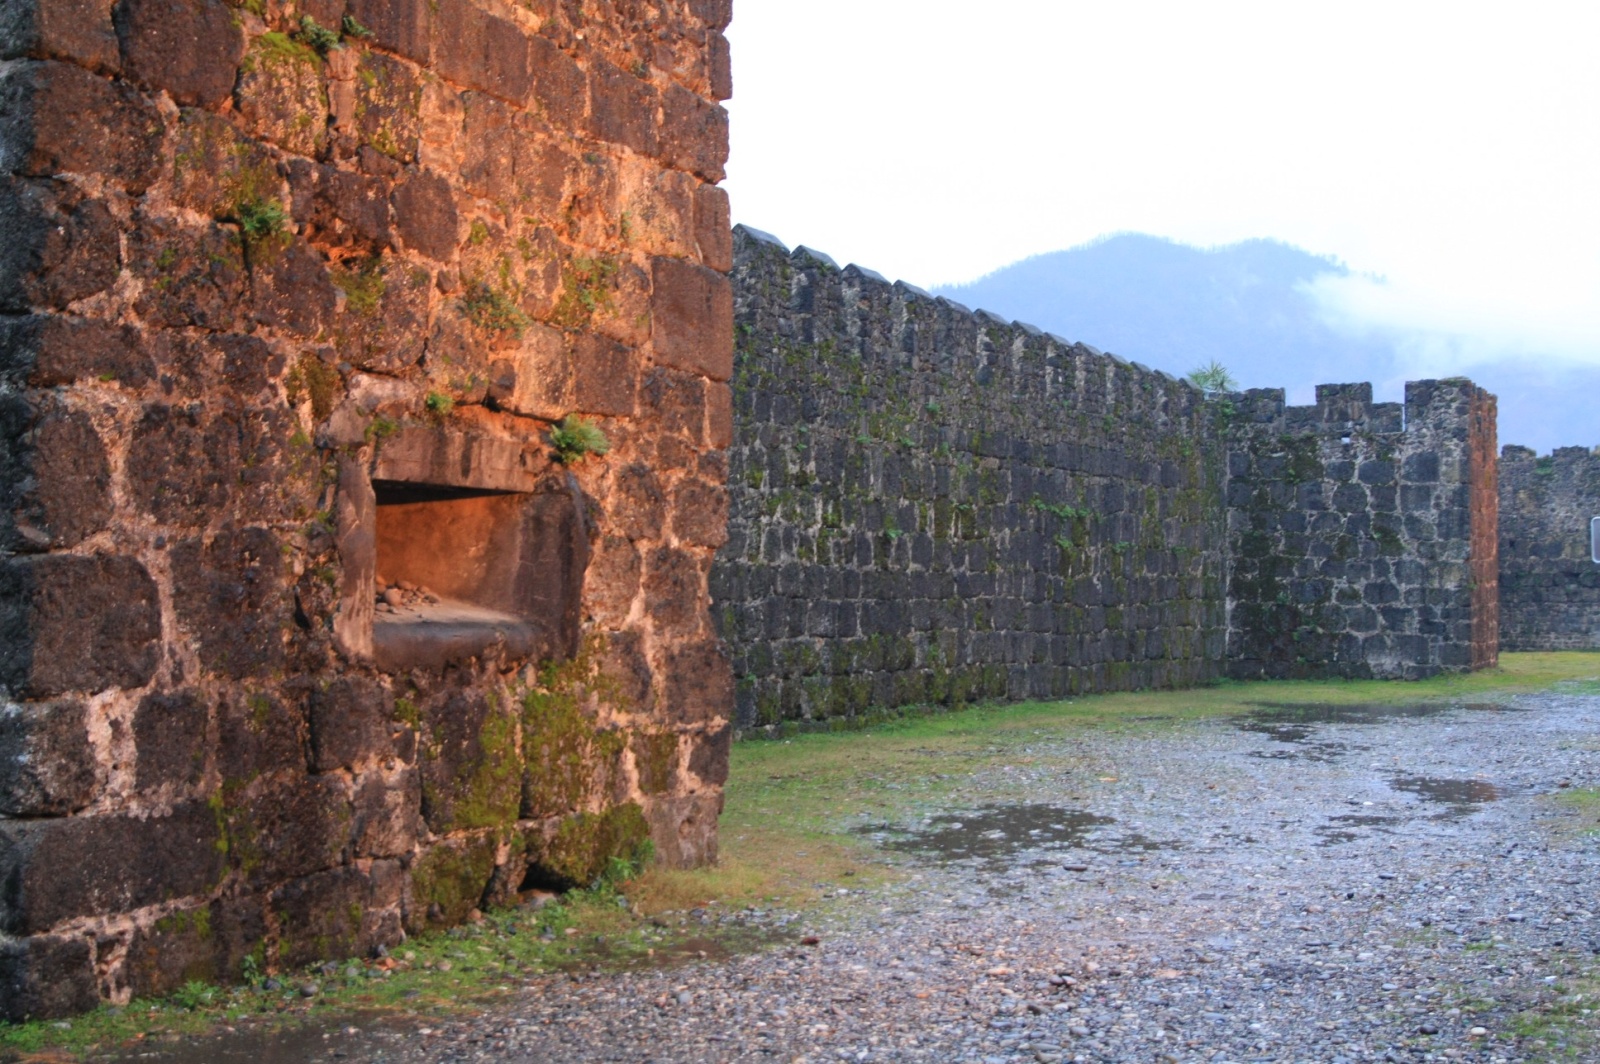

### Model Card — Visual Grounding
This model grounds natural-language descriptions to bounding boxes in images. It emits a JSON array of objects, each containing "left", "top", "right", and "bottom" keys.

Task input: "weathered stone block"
[
  {"left": 288, "top": 161, "right": 392, "bottom": 252},
  {"left": 352, "top": 768, "right": 420, "bottom": 857},
  {"left": 0, "top": 933, "right": 97, "bottom": 1020},
  {"left": 221, "top": 773, "right": 350, "bottom": 887},
  {"left": 524, "top": 803, "right": 649, "bottom": 890},
  {"left": 584, "top": 534, "right": 641, "bottom": 628},
  {"left": 528, "top": 35, "right": 584, "bottom": 128},
  {"left": 587, "top": 58, "right": 657, "bottom": 156},
  {"left": 129, "top": 214, "right": 247, "bottom": 331},
  {"left": 168, "top": 106, "right": 276, "bottom": 219},
  {"left": 651, "top": 258, "right": 732, "bottom": 381},
  {"left": 272, "top": 860, "right": 403, "bottom": 969},
  {"left": 571, "top": 332, "right": 638, "bottom": 416},
  {"left": 311, "top": 676, "right": 394, "bottom": 772},
  {"left": 171, "top": 525, "right": 288, "bottom": 680},
  {"left": 691, "top": 0, "right": 733, "bottom": 31},
  {"left": 121, "top": 904, "right": 220, "bottom": 998},
  {"left": 709, "top": 30, "right": 732, "bottom": 101},
  {"left": 217, "top": 689, "right": 306, "bottom": 782},
  {"left": 519, "top": 679, "right": 625, "bottom": 822},
  {"left": 1, "top": 398, "right": 112, "bottom": 551},
  {"left": 347, "top": 0, "right": 430, "bottom": 64},
  {"left": 432, "top": 0, "right": 530, "bottom": 102},
  {"left": 353, "top": 50, "right": 422, "bottom": 163},
  {"left": 659, "top": 638, "right": 731, "bottom": 724},
  {"left": 249, "top": 238, "right": 338, "bottom": 337},
  {"left": 134, "top": 690, "right": 208, "bottom": 791},
  {"left": 0, "top": 553, "right": 160, "bottom": 698},
  {"left": 406, "top": 832, "right": 497, "bottom": 931},
  {"left": 0, "top": 60, "right": 164, "bottom": 192},
  {"left": 640, "top": 366, "right": 708, "bottom": 441},
  {"left": 112, "top": 0, "right": 245, "bottom": 108},
  {"left": 645, "top": 792, "right": 720, "bottom": 870},
  {"left": 660, "top": 83, "right": 727, "bottom": 181},
  {"left": 234, "top": 33, "right": 329, "bottom": 157},
  {"left": 419, "top": 687, "right": 521, "bottom": 833},
  {"left": 643, "top": 545, "right": 705, "bottom": 638},
  {"left": 631, "top": 731, "right": 678, "bottom": 795},
  {"left": 485, "top": 324, "right": 568, "bottom": 419},
  {"left": 688, "top": 723, "right": 730, "bottom": 785},
  {"left": 0, "top": 699, "right": 95, "bottom": 815},
  {"left": 0, "top": 802, "right": 224, "bottom": 933},
  {"left": 125, "top": 404, "right": 235, "bottom": 523},
  {"left": 390, "top": 166, "right": 457, "bottom": 260},
  {"left": 670, "top": 475, "right": 728, "bottom": 549},
  {"left": 694, "top": 184, "right": 732, "bottom": 272},
  {"left": 460, "top": 91, "right": 515, "bottom": 200},
  {"left": 0, "top": 314, "right": 153, "bottom": 389},
  {"left": 0, "top": 179, "right": 120, "bottom": 312},
  {"left": 0, "top": 0, "right": 121, "bottom": 73},
  {"left": 706, "top": 381, "right": 733, "bottom": 448},
  {"left": 598, "top": 629, "right": 653, "bottom": 713}
]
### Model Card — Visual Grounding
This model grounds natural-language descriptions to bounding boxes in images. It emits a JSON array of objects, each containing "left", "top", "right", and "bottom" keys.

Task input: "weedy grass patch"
[
  {"left": 1548, "top": 787, "right": 1600, "bottom": 837},
  {"left": 1507, "top": 964, "right": 1600, "bottom": 1061},
  {"left": 709, "top": 651, "right": 1600, "bottom": 901}
]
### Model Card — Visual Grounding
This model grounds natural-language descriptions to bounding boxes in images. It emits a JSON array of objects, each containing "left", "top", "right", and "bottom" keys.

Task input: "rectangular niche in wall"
[{"left": 369, "top": 478, "right": 588, "bottom": 671}]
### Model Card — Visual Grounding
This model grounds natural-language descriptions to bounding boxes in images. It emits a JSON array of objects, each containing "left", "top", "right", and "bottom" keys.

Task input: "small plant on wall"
[
  {"left": 551, "top": 416, "right": 611, "bottom": 464},
  {"left": 1187, "top": 360, "right": 1238, "bottom": 395}
]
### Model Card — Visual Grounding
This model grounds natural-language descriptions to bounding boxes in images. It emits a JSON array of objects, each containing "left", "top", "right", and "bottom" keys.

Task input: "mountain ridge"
[{"left": 932, "top": 233, "right": 1595, "bottom": 454}]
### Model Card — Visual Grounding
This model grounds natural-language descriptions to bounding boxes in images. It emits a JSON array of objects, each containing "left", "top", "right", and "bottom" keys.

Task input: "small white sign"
[{"left": 1593, "top": 516, "right": 1600, "bottom": 564}]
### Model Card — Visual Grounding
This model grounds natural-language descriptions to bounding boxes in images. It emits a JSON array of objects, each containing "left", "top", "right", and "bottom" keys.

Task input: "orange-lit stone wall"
[{"left": 0, "top": 0, "right": 733, "bottom": 1018}]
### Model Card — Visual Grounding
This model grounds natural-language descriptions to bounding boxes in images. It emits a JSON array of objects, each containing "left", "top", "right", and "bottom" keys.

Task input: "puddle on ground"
[
  {"left": 1315, "top": 813, "right": 1403, "bottom": 846},
  {"left": 1390, "top": 775, "right": 1501, "bottom": 819},
  {"left": 857, "top": 803, "right": 1176, "bottom": 870},
  {"left": 1235, "top": 717, "right": 1361, "bottom": 762},
  {"left": 94, "top": 1012, "right": 400, "bottom": 1064},
  {"left": 1234, "top": 701, "right": 1524, "bottom": 760},
  {"left": 1244, "top": 701, "right": 1519, "bottom": 726}
]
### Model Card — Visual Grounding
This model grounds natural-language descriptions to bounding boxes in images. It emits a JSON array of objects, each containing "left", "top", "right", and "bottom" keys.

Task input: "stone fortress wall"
[
  {"left": 715, "top": 227, "right": 1502, "bottom": 731},
  {"left": 0, "top": 0, "right": 734, "bottom": 1019},
  {"left": 1224, "top": 380, "right": 1499, "bottom": 680},
  {"left": 1498, "top": 445, "right": 1600, "bottom": 650},
  {"left": 715, "top": 228, "right": 1230, "bottom": 730}
]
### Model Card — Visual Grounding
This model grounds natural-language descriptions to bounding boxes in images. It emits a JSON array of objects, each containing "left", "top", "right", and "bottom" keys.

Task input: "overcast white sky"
[{"left": 723, "top": 1, "right": 1600, "bottom": 368}]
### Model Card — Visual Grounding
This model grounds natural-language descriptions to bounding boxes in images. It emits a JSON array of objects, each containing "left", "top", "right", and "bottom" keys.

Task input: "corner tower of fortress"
[{"left": 0, "top": 0, "right": 734, "bottom": 1018}]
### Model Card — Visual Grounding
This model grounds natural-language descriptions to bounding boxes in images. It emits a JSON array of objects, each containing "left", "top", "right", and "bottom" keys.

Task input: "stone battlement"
[{"left": 714, "top": 226, "right": 1500, "bottom": 731}]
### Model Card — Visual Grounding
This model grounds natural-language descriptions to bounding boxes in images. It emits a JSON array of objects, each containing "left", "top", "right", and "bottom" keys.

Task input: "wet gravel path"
[{"left": 190, "top": 693, "right": 1600, "bottom": 1063}]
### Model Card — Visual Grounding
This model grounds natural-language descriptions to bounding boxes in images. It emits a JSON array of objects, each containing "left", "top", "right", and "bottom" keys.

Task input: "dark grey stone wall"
[
  {"left": 717, "top": 227, "right": 1501, "bottom": 731},
  {"left": 1499, "top": 445, "right": 1600, "bottom": 650},
  {"left": 1223, "top": 381, "right": 1499, "bottom": 680},
  {"left": 715, "top": 228, "right": 1228, "bottom": 731}
]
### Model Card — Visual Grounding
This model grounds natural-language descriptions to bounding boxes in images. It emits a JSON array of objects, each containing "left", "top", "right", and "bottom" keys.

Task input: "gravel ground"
[{"left": 139, "top": 691, "right": 1600, "bottom": 1064}]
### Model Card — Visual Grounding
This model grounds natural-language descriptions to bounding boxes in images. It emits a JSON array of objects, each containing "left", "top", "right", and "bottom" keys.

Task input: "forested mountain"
[{"left": 934, "top": 234, "right": 1595, "bottom": 453}]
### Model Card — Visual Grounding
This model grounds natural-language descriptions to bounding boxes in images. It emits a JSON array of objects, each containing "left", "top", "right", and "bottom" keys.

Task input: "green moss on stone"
[
  {"left": 332, "top": 258, "right": 386, "bottom": 316},
  {"left": 528, "top": 804, "right": 650, "bottom": 890},
  {"left": 409, "top": 835, "right": 499, "bottom": 926}
]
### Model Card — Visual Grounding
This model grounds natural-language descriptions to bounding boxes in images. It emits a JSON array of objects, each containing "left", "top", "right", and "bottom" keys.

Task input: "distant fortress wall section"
[
  {"left": 1498, "top": 446, "right": 1600, "bottom": 650},
  {"left": 717, "top": 227, "right": 1501, "bottom": 730},
  {"left": 714, "top": 228, "right": 1230, "bottom": 730},
  {"left": 1223, "top": 382, "right": 1499, "bottom": 680}
]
